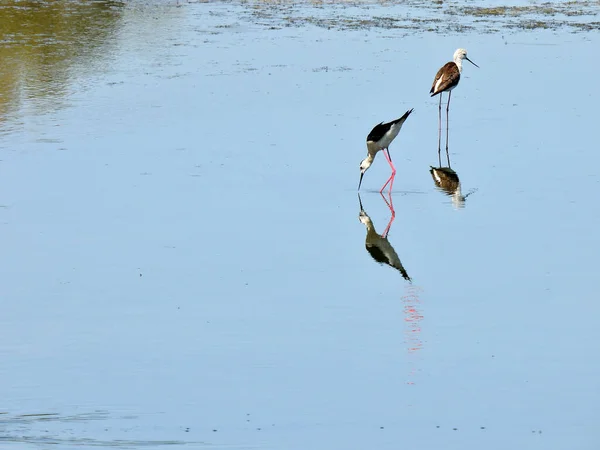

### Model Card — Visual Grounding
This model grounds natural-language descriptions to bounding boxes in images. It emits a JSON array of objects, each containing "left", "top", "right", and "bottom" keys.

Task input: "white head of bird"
[
  {"left": 453, "top": 48, "right": 479, "bottom": 72},
  {"left": 358, "top": 155, "right": 374, "bottom": 189}
]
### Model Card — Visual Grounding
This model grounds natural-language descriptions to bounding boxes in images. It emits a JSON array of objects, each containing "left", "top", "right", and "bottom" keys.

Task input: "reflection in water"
[
  {"left": 430, "top": 166, "right": 464, "bottom": 209},
  {"left": 358, "top": 193, "right": 410, "bottom": 281},
  {"left": 0, "top": 410, "right": 192, "bottom": 447},
  {"left": 358, "top": 194, "right": 422, "bottom": 383},
  {"left": 0, "top": 1, "right": 124, "bottom": 125},
  {"left": 430, "top": 144, "right": 477, "bottom": 208},
  {"left": 429, "top": 165, "right": 477, "bottom": 209},
  {"left": 401, "top": 284, "right": 424, "bottom": 385}
]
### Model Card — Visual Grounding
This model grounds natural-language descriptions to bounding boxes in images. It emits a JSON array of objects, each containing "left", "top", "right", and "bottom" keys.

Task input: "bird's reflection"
[
  {"left": 429, "top": 152, "right": 476, "bottom": 209},
  {"left": 358, "top": 193, "right": 411, "bottom": 281},
  {"left": 358, "top": 193, "right": 424, "bottom": 384},
  {"left": 430, "top": 166, "right": 467, "bottom": 209},
  {"left": 402, "top": 284, "right": 424, "bottom": 385}
]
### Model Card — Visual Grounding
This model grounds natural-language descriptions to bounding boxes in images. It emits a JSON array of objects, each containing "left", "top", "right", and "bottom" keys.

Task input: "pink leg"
[
  {"left": 382, "top": 213, "right": 395, "bottom": 239},
  {"left": 388, "top": 171, "right": 396, "bottom": 193},
  {"left": 379, "top": 149, "right": 397, "bottom": 194},
  {"left": 384, "top": 148, "right": 396, "bottom": 175},
  {"left": 380, "top": 174, "right": 393, "bottom": 193}
]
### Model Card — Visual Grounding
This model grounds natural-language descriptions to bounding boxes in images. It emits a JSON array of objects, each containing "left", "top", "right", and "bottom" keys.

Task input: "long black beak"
[
  {"left": 358, "top": 172, "right": 364, "bottom": 190},
  {"left": 358, "top": 193, "right": 364, "bottom": 212},
  {"left": 465, "top": 57, "right": 479, "bottom": 68}
]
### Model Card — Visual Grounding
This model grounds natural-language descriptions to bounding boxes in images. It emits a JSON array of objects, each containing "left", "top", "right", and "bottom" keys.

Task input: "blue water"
[{"left": 0, "top": 1, "right": 599, "bottom": 449}]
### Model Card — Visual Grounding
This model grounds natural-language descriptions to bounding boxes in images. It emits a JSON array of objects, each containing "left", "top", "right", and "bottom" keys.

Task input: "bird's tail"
[{"left": 394, "top": 108, "right": 414, "bottom": 125}]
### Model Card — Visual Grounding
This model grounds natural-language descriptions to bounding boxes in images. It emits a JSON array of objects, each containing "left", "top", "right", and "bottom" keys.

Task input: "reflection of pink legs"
[
  {"left": 380, "top": 190, "right": 395, "bottom": 239},
  {"left": 379, "top": 148, "right": 397, "bottom": 194},
  {"left": 381, "top": 189, "right": 394, "bottom": 212}
]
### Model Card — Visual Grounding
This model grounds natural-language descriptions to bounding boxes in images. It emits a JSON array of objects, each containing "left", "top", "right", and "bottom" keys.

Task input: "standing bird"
[
  {"left": 358, "top": 108, "right": 413, "bottom": 193},
  {"left": 430, "top": 48, "right": 478, "bottom": 158}
]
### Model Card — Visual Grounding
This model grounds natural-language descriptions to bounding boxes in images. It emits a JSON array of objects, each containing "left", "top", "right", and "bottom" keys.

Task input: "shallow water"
[{"left": 1, "top": 1, "right": 599, "bottom": 449}]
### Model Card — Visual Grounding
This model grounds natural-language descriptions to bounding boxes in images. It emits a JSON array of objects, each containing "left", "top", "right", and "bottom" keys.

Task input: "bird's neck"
[
  {"left": 362, "top": 218, "right": 376, "bottom": 234},
  {"left": 366, "top": 143, "right": 379, "bottom": 157},
  {"left": 367, "top": 225, "right": 384, "bottom": 241},
  {"left": 454, "top": 58, "right": 463, "bottom": 73}
]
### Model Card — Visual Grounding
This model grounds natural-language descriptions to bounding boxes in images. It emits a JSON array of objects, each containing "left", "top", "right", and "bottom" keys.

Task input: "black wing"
[
  {"left": 366, "top": 109, "right": 414, "bottom": 142},
  {"left": 365, "top": 244, "right": 411, "bottom": 281},
  {"left": 366, "top": 243, "right": 388, "bottom": 264}
]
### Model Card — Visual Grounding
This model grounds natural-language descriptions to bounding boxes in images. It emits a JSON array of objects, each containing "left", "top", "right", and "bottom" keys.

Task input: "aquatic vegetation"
[{"left": 237, "top": 0, "right": 600, "bottom": 34}]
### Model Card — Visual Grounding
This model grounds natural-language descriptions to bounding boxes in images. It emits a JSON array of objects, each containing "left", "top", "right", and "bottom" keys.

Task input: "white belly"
[{"left": 377, "top": 123, "right": 401, "bottom": 149}]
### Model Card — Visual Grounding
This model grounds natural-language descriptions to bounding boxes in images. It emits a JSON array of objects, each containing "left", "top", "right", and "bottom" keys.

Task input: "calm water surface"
[{"left": 0, "top": 1, "right": 599, "bottom": 449}]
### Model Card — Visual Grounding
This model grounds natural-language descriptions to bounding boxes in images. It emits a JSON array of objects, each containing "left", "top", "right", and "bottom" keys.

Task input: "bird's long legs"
[
  {"left": 379, "top": 148, "right": 396, "bottom": 194},
  {"left": 446, "top": 91, "right": 451, "bottom": 164},
  {"left": 380, "top": 189, "right": 395, "bottom": 239},
  {"left": 385, "top": 148, "right": 396, "bottom": 193},
  {"left": 438, "top": 94, "right": 442, "bottom": 166}
]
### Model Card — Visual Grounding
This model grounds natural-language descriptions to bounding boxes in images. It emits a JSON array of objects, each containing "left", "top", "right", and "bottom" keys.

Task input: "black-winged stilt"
[
  {"left": 430, "top": 48, "right": 478, "bottom": 155},
  {"left": 358, "top": 108, "right": 413, "bottom": 193}
]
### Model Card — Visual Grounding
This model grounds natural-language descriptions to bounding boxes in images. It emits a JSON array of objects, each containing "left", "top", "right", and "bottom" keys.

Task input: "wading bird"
[
  {"left": 358, "top": 108, "right": 413, "bottom": 193},
  {"left": 430, "top": 48, "right": 478, "bottom": 155}
]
